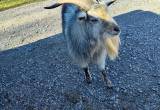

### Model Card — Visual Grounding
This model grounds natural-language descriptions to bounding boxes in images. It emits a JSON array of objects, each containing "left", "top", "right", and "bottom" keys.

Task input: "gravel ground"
[{"left": 0, "top": 0, "right": 160, "bottom": 110}]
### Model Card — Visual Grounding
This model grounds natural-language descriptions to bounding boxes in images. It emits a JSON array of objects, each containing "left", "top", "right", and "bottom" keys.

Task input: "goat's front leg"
[
  {"left": 97, "top": 50, "right": 113, "bottom": 88},
  {"left": 83, "top": 67, "right": 92, "bottom": 84},
  {"left": 101, "top": 69, "right": 113, "bottom": 88}
]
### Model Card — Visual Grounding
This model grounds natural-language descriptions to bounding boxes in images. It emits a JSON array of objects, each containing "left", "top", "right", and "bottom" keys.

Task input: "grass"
[{"left": 0, "top": 0, "right": 45, "bottom": 11}]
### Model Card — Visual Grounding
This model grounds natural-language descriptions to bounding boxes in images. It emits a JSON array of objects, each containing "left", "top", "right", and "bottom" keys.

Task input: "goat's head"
[
  {"left": 45, "top": 0, "right": 121, "bottom": 60},
  {"left": 45, "top": 0, "right": 120, "bottom": 36}
]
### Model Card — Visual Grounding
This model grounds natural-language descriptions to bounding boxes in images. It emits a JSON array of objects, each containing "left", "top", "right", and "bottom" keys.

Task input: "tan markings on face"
[
  {"left": 87, "top": 4, "right": 120, "bottom": 60},
  {"left": 105, "top": 36, "right": 120, "bottom": 60},
  {"left": 87, "top": 4, "right": 112, "bottom": 21}
]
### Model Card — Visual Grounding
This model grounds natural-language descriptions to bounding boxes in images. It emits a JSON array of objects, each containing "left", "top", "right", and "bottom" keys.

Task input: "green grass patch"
[{"left": 0, "top": 0, "right": 45, "bottom": 11}]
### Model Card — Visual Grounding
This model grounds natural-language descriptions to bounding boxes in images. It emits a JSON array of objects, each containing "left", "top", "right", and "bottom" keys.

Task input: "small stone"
[
  {"left": 137, "top": 88, "right": 143, "bottom": 93},
  {"left": 110, "top": 95, "right": 116, "bottom": 101},
  {"left": 115, "top": 87, "right": 120, "bottom": 92},
  {"left": 152, "top": 87, "right": 158, "bottom": 92},
  {"left": 157, "top": 82, "right": 160, "bottom": 85}
]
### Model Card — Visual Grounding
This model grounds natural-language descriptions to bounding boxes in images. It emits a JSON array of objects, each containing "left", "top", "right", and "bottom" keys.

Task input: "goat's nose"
[{"left": 112, "top": 25, "right": 120, "bottom": 35}]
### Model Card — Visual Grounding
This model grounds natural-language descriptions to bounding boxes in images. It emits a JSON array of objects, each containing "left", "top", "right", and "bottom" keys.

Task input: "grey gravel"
[
  {"left": 0, "top": 10, "right": 160, "bottom": 110},
  {"left": 0, "top": 1, "right": 160, "bottom": 110}
]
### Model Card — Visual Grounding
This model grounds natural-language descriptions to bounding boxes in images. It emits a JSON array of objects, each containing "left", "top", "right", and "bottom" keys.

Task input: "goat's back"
[{"left": 62, "top": 4, "right": 79, "bottom": 34}]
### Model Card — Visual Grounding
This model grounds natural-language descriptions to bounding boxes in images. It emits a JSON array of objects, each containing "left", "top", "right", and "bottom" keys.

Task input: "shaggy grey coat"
[{"left": 62, "top": 4, "right": 115, "bottom": 70}]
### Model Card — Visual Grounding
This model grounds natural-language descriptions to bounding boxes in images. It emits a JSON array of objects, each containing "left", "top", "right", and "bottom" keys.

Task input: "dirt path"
[{"left": 0, "top": 0, "right": 61, "bottom": 51}]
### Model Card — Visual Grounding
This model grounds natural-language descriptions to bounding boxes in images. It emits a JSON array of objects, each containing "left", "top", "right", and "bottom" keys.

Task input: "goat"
[{"left": 45, "top": 0, "right": 121, "bottom": 88}]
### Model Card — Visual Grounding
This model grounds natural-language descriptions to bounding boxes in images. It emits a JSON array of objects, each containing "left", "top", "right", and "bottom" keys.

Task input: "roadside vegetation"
[{"left": 0, "top": 0, "right": 45, "bottom": 11}]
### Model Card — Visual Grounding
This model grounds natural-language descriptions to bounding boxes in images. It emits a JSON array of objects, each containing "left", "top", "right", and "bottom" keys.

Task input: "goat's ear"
[
  {"left": 77, "top": 12, "right": 87, "bottom": 21},
  {"left": 44, "top": 3, "right": 62, "bottom": 9},
  {"left": 106, "top": 0, "right": 116, "bottom": 6}
]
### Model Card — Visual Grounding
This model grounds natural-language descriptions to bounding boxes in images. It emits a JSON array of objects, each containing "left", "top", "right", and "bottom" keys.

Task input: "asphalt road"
[{"left": 0, "top": 9, "right": 160, "bottom": 110}]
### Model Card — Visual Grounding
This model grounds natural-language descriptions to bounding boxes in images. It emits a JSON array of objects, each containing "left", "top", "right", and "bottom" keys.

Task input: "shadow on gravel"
[{"left": 0, "top": 10, "right": 160, "bottom": 110}]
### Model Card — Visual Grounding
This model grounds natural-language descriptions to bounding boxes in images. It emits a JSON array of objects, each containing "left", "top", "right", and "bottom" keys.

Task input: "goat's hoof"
[
  {"left": 85, "top": 75, "right": 92, "bottom": 84},
  {"left": 105, "top": 80, "right": 113, "bottom": 88},
  {"left": 86, "top": 79, "right": 92, "bottom": 84}
]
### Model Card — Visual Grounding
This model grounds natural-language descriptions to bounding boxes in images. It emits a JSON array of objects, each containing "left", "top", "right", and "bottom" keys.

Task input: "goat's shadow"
[{"left": 0, "top": 10, "right": 160, "bottom": 110}]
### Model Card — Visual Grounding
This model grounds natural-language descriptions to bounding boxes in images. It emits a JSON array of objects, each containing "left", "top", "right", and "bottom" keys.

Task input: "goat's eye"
[
  {"left": 78, "top": 16, "right": 86, "bottom": 21},
  {"left": 90, "top": 18, "right": 98, "bottom": 22}
]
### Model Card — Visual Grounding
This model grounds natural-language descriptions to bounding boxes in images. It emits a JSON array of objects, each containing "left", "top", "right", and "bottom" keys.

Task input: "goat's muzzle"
[{"left": 112, "top": 25, "right": 120, "bottom": 35}]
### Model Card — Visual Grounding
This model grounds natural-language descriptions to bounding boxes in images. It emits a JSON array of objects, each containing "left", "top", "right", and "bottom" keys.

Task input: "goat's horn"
[
  {"left": 44, "top": 0, "right": 96, "bottom": 10},
  {"left": 44, "top": 3, "right": 61, "bottom": 9}
]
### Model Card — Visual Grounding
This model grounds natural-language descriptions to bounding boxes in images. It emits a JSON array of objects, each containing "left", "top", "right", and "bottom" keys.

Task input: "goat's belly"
[
  {"left": 68, "top": 45, "right": 91, "bottom": 63},
  {"left": 67, "top": 42, "right": 105, "bottom": 65}
]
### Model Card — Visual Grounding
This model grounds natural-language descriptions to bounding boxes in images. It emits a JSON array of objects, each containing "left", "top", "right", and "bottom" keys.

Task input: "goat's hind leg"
[
  {"left": 83, "top": 67, "right": 92, "bottom": 84},
  {"left": 80, "top": 62, "right": 92, "bottom": 84}
]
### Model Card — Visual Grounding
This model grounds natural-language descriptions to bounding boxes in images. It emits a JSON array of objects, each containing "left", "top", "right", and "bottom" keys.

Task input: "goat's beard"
[{"left": 104, "top": 35, "right": 121, "bottom": 60}]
